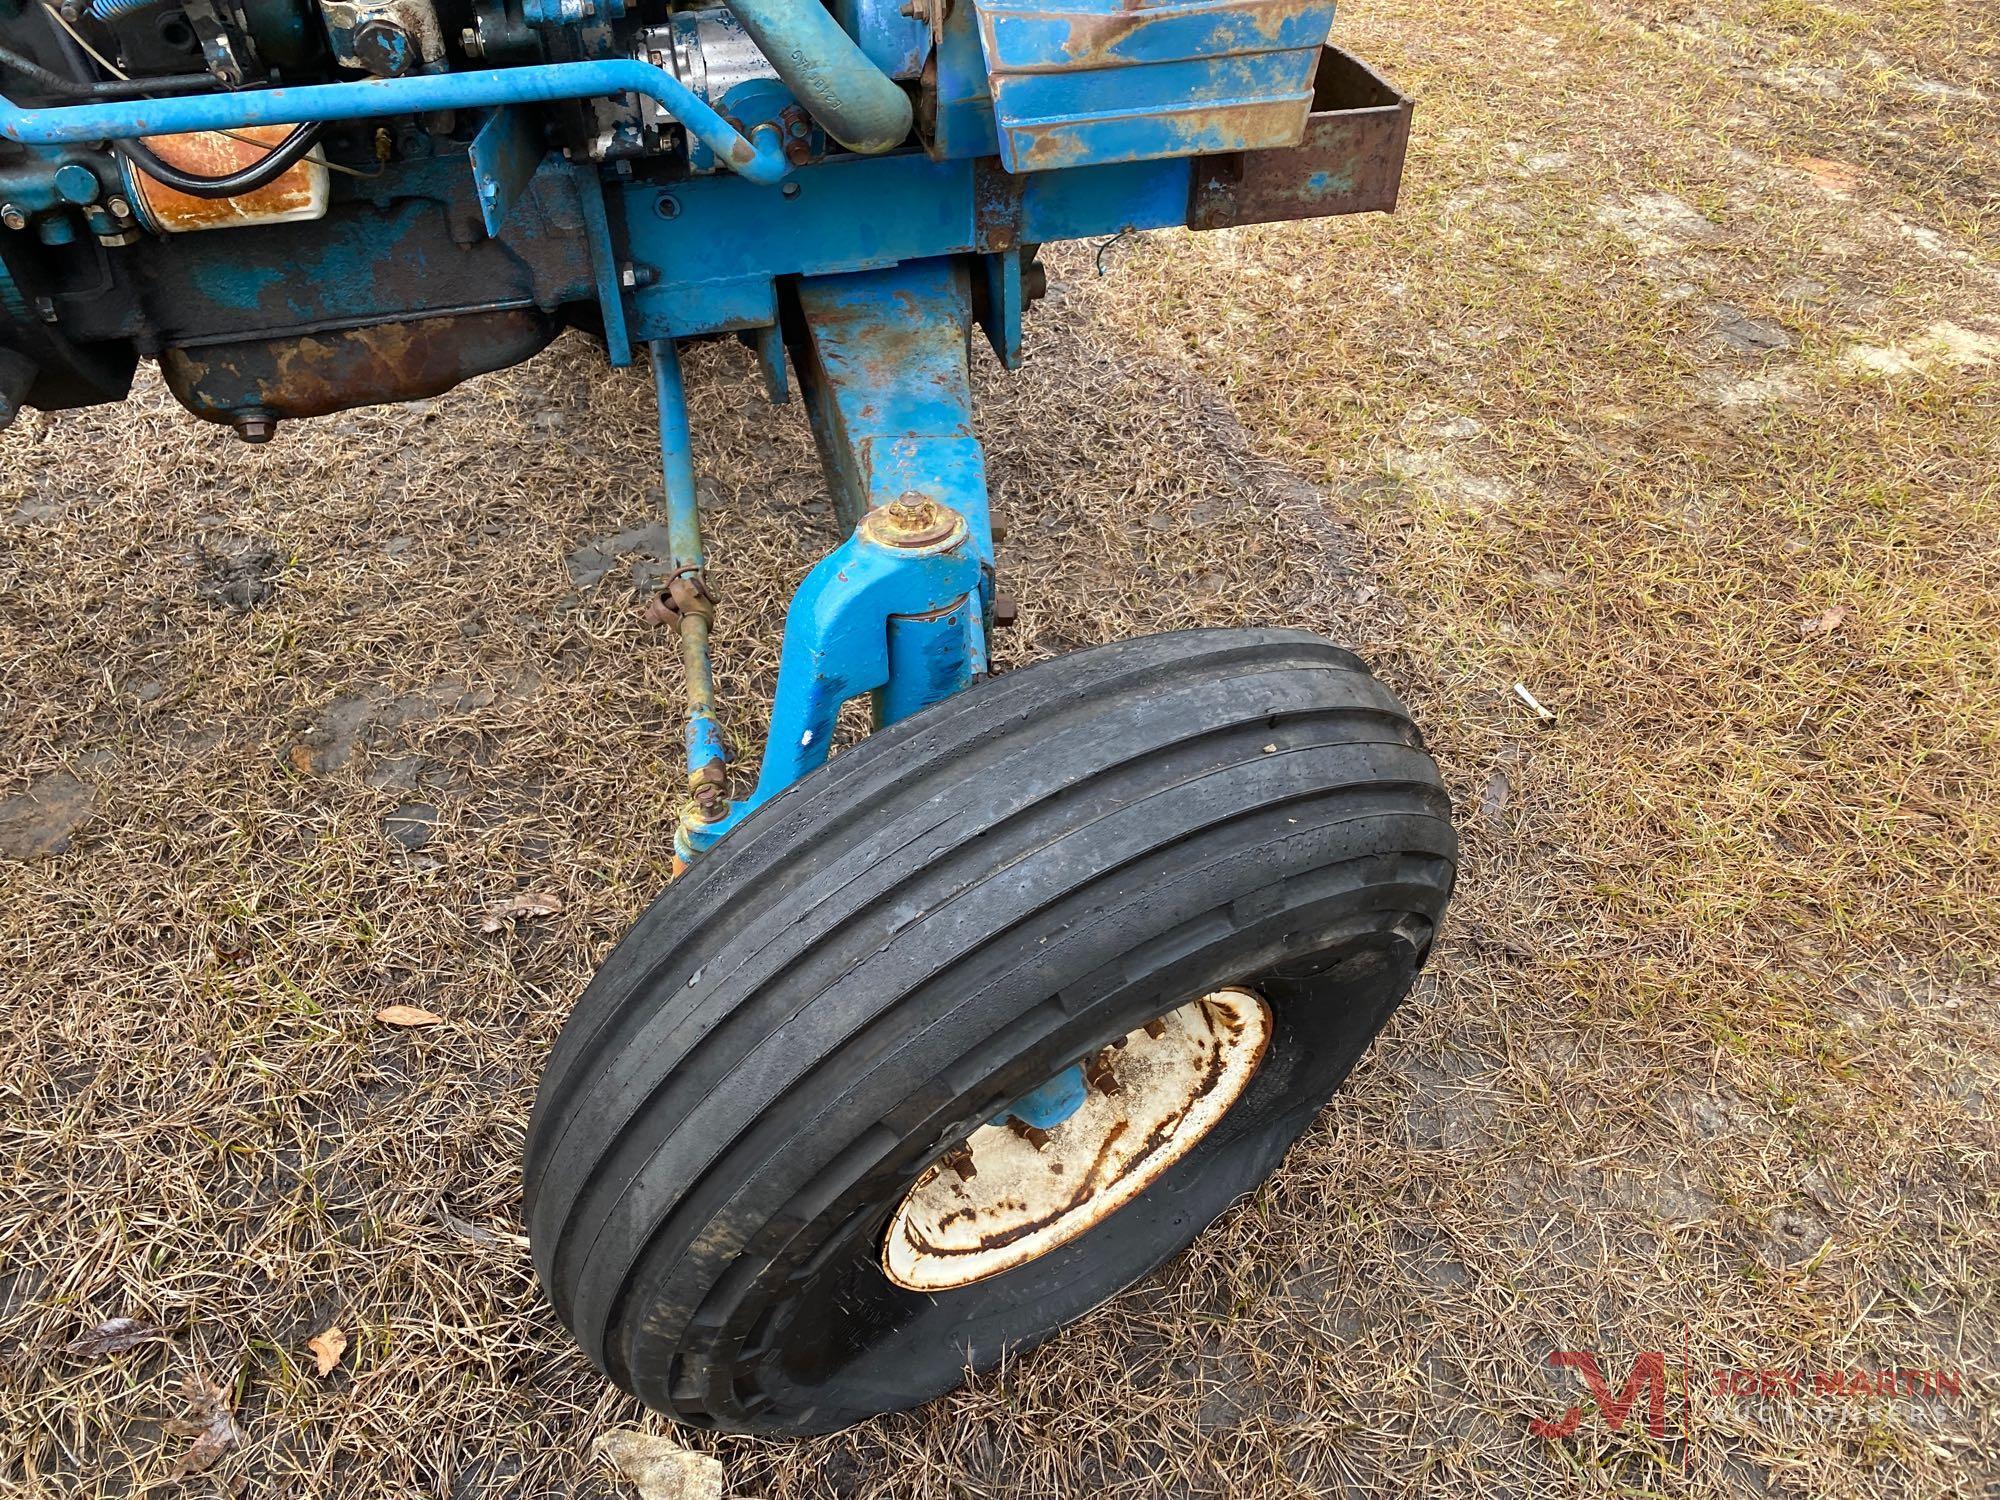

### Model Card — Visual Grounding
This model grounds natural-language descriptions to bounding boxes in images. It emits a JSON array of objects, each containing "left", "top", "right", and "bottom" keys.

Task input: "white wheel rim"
[{"left": 881, "top": 987, "right": 1272, "bottom": 1293}]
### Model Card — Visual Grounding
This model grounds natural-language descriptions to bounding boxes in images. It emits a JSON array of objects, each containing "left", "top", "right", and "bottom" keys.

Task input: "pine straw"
[{"left": 2, "top": 0, "right": 1996, "bottom": 1493}]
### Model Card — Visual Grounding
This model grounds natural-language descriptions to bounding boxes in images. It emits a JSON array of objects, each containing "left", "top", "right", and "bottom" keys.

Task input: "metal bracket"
[{"left": 470, "top": 105, "right": 544, "bottom": 237}]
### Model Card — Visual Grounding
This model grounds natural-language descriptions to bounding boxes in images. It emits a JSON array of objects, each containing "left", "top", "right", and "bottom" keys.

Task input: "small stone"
[
  {"left": 383, "top": 802, "right": 438, "bottom": 850},
  {"left": 0, "top": 772, "right": 93, "bottom": 858}
]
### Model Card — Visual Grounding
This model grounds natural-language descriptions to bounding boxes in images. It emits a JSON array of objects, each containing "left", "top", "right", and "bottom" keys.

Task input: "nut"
[{"left": 864, "top": 494, "right": 962, "bottom": 549}]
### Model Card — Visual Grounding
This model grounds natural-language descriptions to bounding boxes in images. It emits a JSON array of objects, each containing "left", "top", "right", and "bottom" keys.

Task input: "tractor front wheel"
[{"left": 523, "top": 629, "right": 1456, "bottom": 1434}]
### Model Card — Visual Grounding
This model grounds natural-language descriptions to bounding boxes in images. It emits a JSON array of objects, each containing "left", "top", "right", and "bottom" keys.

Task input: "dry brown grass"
[{"left": 3, "top": 0, "right": 1998, "bottom": 1493}]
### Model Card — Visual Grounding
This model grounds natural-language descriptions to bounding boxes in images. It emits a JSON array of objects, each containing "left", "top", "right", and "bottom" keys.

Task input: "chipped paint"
[
  {"left": 883, "top": 988, "right": 1272, "bottom": 1292},
  {"left": 126, "top": 125, "right": 328, "bottom": 235}
]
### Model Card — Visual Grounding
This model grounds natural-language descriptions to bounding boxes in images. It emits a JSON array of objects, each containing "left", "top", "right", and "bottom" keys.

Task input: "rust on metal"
[
  {"left": 128, "top": 125, "right": 328, "bottom": 235},
  {"left": 159, "top": 308, "right": 557, "bottom": 423},
  {"left": 881, "top": 988, "right": 1273, "bottom": 1292},
  {"left": 1187, "top": 47, "right": 1413, "bottom": 231},
  {"left": 859, "top": 494, "right": 967, "bottom": 552}
]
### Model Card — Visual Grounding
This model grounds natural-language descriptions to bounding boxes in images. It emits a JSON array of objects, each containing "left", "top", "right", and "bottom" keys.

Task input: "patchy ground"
[{"left": 3, "top": 0, "right": 1997, "bottom": 1494}]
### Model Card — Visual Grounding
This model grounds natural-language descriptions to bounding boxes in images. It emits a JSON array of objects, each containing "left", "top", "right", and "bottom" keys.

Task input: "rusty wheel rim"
[{"left": 881, "top": 988, "right": 1273, "bottom": 1293}]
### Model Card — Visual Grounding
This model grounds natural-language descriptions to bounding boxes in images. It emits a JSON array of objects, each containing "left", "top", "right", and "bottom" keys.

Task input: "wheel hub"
[{"left": 882, "top": 988, "right": 1272, "bottom": 1292}]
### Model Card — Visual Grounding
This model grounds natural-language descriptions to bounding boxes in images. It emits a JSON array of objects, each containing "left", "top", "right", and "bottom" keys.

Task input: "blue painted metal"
[
  {"left": 979, "top": 248, "right": 1025, "bottom": 370},
  {"left": 972, "top": 0, "right": 1335, "bottom": 171},
  {"left": 1002, "top": 1064, "right": 1090, "bottom": 1131},
  {"left": 523, "top": 0, "right": 627, "bottom": 22},
  {"left": 832, "top": 0, "right": 932, "bottom": 81},
  {"left": 790, "top": 259, "right": 995, "bottom": 568},
  {"left": 572, "top": 163, "right": 635, "bottom": 368},
  {"left": 674, "top": 257, "right": 994, "bottom": 856},
  {"left": 650, "top": 339, "right": 732, "bottom": 827},
  {"left": 0, "top": 61, "right": 793, "bottom": 184},
  {"left": 678, "top": 514, "right": 983, "bottom": 856},
  {"left": 721, "top": 0, "right": 912, "bottom": 154},
  {"left": 621, "top": 151, "right": 1198, "bottom": 341},
  {"left": 469, "top": 106, "right": 544, "bottom": 237},
  {"left": 650, "top": 340, "right": 705, "bottom": 577}
]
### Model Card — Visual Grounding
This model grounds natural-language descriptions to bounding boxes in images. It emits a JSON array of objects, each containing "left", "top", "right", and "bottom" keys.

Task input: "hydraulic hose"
[
  {"left": 114, "top": 122, "right": 322, "bottom": 197},
  {"left": 0, "top": 44, "right": 215, "bottom": 99},
  {"left": 721, "top": 0, "right": 911, "bottom": 155}
]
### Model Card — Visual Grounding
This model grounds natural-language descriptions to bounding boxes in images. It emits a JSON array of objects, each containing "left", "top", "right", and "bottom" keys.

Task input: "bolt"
[
  {"left": 106, "top": 196, "right": 131, "bottom": 220},
  {"left": 0, "top": 204, "right": 24, "bottom": 232},
  {"left": 1143, "top": 1018, "right": 1168, "bottom": 1040},
  {"left": 655, "top": 194, "right": 681, "bottom": 220},
  {"left": 784, "top": 137, "right": 811, "bottom": 167},
  {"left": 692, "top": 782, "right": 724, "bottom": 811},
  {"left": 54, "top": 163, "right": 99, "bottom": 206},
  {"left": 943, "top": 1146, "right": 976, "bottom": 1182},
  {"left": 459, "top": 24, "right": 483, "bottom": 56},
  {"left": 230, "top": 411, "right": 277, "bottom": 444},
  {"left": 353, "top": 18, "right": 415, "bottom": 78},
  {"left": 887, "top": 495, "right": 939, "bottom": 530},
  {"left": 1084, "top": 1050, "right": 1120, "bottom": 1095},
  {"left": 1006, "top": 1119, "right": 1051, "bottom": 1151}
]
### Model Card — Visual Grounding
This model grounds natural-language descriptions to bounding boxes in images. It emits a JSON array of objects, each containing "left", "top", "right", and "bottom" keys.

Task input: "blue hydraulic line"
[
  {"left": 0, "top": 60, "right": 793, "bottom": 184},
  {"left": 723, "top": 0, "right": 911, "bottom": 154}
]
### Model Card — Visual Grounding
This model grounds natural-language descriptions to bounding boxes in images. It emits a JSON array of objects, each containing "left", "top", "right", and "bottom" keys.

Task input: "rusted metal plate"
[
  {"left": 158, "top": 307, "right": 557, "bottom": 424},
  {"left": 1187, "top": 47, "right": 1413, "bottom": 230},
  {"left": 882, "top": 988, "right": 1272, "bottom": 1292},
  {"left": 127, "top": 125, "right": 329, "bottom": 235}
]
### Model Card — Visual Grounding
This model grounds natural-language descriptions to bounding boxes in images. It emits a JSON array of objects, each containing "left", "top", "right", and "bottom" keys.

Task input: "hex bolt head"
[
  {"left": 353, "top": 18, "right": 416, "bottom": 77},
  {"left": 0, "top": 204, "right": 25, "bottom": 232},
  {"left": 230, "top": 412, "right": 277, "bottom": 444},
  {"left": 105, "top": 196, "right": 131, "bottom": 220}
]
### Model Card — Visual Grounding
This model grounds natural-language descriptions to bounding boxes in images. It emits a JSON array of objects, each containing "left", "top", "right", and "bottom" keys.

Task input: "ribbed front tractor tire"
[{"left": 524, "top": 629, "right": 1456, "bottom": 1434}]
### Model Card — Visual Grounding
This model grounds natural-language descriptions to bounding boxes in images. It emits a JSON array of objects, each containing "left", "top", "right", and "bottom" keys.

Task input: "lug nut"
[{"left": 1006, "top": 1119, "right": 1052, "bottom": 1151}]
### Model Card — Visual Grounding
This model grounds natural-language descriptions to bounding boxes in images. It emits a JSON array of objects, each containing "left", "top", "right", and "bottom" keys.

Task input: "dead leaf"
[
  {"left": 1799, "top": 605, "right": 1849, "bottom": 638},
  {"left": 593, "top": 1429, "right": 725, "bottom": 1500},
  {"left": 173, "top": 1368, "right": 244, "bottom": 1478},
  {"left": 374, "top": 1004, "right": 444, "bottom": 1028},
  {"left": 1797, "top": 157, "right": 1865, "bottom": 197},
  {"left": 306, "top": 1325, "right": 347, "bottom": 1377},
  {"left": 287, "top": 744, "right": 317, "bottom": 776},
  {"left": 478, "top": 891, "right": 564, "bottom": 933},
  {"left": 64, "top": 1316, "right": 165, "bottom": 1358}
]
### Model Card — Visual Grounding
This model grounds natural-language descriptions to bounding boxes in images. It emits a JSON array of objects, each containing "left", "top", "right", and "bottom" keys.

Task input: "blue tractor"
[{"left": 1, "top": 0, "right": 1455, "bottom": 1433}]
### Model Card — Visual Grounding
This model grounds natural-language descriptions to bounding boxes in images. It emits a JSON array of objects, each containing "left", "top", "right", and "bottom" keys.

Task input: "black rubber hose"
[
  {"left": 0, "top": 44, "right": 216, "bottom": 98},
  {"left": 33, "top": 7, "right": 318, "bottom": 197},
  {"left": 113, "top": 122, "right": 322, "bottom": 197}
]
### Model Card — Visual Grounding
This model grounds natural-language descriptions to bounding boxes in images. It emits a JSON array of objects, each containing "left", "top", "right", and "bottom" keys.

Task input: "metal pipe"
[
  {"left": 651, "top": 337, "right": 703, "bottom": 574},
  {"left": 722, "top": 0, "right": 910, "bottom": 155},
  {"left": 0, "top": 60, "right": 792, "bottom": 184},
  {"left": 650, "top": 339, "right": 731, "bottom": 832}
]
